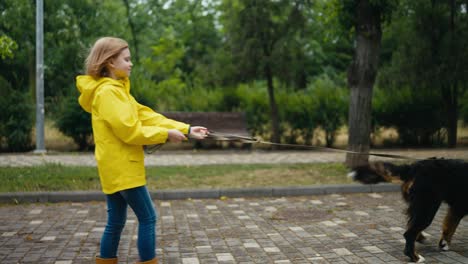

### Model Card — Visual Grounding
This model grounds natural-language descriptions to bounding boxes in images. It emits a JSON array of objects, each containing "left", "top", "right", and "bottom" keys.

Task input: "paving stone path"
[
  {"left": 1, "top": 193, "right": 468, "bottom": 264},
  {"left": 1, "top": 149, "right": 468, "bottom": 263},
  {"left": 2, "top": 148, "right": 468, "bottom": 167}
]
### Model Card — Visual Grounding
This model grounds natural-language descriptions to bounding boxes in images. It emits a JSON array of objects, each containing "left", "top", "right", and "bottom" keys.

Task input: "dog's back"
[{"left": 349, "top": 158, "right": 468, "bottom": 203}]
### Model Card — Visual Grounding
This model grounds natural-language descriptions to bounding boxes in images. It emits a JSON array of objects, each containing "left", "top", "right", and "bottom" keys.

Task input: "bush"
[
  {"left": 279, "top": 91, "right": 316, "bottom": 145},
  {"left": 236, "top": 82, "right": 270, "bottom": 136},
  {"left": 307, "top": 76, "right": 348, "bottom": 147},
  {"left": 373, "top": 86, "right": 445, "bottom": 146},
  {"left": 130, "top": 71, "right": 348, "bottom": 147},
  {"left": 54, "top": 92, "right": 93, "bottom": 150},
  {"left": 0, "top": 78, "right": 33, "bottom": 151},
  {"left": 459, "top": 90, "right": 468, "bottom": 125}
]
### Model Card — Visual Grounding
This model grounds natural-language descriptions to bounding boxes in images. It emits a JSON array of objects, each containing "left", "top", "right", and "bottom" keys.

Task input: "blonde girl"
[{"left": 76, "top": 37, "right": 207, "bottom": 264}]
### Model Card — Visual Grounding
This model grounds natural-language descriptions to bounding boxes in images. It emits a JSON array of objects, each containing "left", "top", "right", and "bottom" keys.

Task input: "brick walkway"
[
  {"left": 1, "top": 149, "right": 468, "bottom": 263},
  {"left": 1, "top": 193, "right": 468, "bottom": 263}
]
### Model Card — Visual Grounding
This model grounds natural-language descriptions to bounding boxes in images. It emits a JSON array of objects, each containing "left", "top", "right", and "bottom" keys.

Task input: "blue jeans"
[{"left": 100, "top": 186, "right": 157, "bottom": 261}]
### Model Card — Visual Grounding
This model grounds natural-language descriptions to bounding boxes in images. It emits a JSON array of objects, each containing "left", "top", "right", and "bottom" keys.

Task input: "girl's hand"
[
  {"left": 189, "top": 126, "right": 208, "bottom": 140},
  {"left": 167, "top": 129, "right": 187, "bottom": 143}
]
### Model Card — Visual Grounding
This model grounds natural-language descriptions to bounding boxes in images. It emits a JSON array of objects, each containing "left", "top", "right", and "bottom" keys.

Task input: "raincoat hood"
[{"left": 76, "top": 75, "right": 130, "bottom": 113}]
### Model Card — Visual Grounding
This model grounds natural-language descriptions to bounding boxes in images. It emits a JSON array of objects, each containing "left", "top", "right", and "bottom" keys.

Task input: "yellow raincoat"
[{"left": 76, "top": 75, "right": 189, "bottom": 194}]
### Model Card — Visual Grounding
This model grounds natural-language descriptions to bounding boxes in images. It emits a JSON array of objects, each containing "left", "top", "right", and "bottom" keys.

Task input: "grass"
[{"left": 0, "top": 163, "right": 352, "bottom": 193}]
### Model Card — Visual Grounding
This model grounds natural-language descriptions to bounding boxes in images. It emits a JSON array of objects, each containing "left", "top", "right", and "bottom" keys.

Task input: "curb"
[{"left": 0, "top": 183, "right": 399, "bottom": 204}]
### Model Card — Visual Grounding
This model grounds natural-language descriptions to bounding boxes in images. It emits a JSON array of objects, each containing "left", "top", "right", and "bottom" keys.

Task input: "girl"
[{"left": 76, "top": 37, "right": 207, "bottom": 264}]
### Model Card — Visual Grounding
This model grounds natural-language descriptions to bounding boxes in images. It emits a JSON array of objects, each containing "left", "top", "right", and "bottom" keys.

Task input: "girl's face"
[{"left": 109, "top": 48, "right": 132, "bottom": 79}]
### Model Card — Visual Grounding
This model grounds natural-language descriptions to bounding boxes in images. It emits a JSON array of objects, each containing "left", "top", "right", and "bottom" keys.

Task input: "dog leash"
[
  {"left": 144, "top": 130, "right": 421, "bottom": 160},
  {"left": 206, "top": 130, "right": 422, "bottom": 161},
  {"left": 144, "top": 130, "right": 261, "bottom": 154},
  {"left": 144, "top": 144, "right": 164, "bottom": 154}
]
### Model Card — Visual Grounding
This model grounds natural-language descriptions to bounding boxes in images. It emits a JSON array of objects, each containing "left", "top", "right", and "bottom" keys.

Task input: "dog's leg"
[
  {"left": 439, "top": 207, "right": 462, "bottom": 251},
  {"left": 404, "top": 199, "right": 441, "bottom": 263},
  {"left": 404, "top": 228, "right": 426, "bottom": 262}
]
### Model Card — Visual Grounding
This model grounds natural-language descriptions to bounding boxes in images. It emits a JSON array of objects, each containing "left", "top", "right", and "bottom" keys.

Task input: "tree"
[
  {"left": 0, "top": 0, "right": 35, "bottom": 95},
  {"left": 44, "top": 0, "right": 130, "bottom": 99},
  {"left": 378, "top": 0, "right": 468, "bottom": 147},
  {"left": 0, "top": 0, "right": 35, "bottom": 151},
  {"left": 220, "top": 0, "right": 311, "bottom": 144},
  {"left": 337, "top": 0, "right": 397, "bottom": 167},
  {"left": 122, "top": 0, "right": 140, "bottom": 62},
  {"left": 160, "top": 0, "right": 224, "bottom": 89}
]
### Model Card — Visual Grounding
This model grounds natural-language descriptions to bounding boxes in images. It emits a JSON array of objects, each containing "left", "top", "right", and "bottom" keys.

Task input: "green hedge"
[
  {"left": 0, "top": 77, "right": 33, "bottom": 151},
  {"left": 373, "top": 86, "right": 445, "bottom": 146}
]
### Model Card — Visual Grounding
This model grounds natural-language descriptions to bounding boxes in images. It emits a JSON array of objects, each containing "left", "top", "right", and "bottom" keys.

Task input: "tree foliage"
[
  {"left": 219, "top": 0, "right": 322, "bottom": 144},
  {"left": 378, "top": 0, "right": 468, "bottom": 146},
  {"left": 0, "top": 35, "right": 17, "bottom": 60},
  {"left": 2, "top": 0, "right": 468, "bottom": 151}
]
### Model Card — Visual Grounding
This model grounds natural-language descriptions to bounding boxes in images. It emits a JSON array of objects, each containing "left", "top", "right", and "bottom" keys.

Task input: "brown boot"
[
  {"left": 136, "top": 258, "right": 158, "bottom": 264},
  {"left": 96, "top": 256, "right": 118, "bottom": 264}
]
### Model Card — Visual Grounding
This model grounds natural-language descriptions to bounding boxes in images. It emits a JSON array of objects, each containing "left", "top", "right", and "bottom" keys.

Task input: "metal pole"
[{"left": 35, "top": 0, "right": 46, "bottom": 153}]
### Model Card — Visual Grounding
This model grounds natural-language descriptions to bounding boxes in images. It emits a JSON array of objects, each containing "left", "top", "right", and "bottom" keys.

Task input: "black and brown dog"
[{"left": 348, "top": 158, "right": 468, "bottom": 263}]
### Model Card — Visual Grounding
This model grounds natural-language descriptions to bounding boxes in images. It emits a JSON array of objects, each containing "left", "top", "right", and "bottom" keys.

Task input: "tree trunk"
[
  {"left": 345, "top": 0, "right": 382, "bottom": 168},
  {"left": 447, "top": 89, "right": 458, "bottom": 147},
  {"left": 29, "top": 48, "right": 36, "bottom": 98},
  {"left": 265, "top": 63, "right": 280, "bottom": 145},
  {"left": 122, "top": 0, "right": 139, "bottom": 62},
  {"left": 446, "top": 0, "right": 457, "bottom": 147}
]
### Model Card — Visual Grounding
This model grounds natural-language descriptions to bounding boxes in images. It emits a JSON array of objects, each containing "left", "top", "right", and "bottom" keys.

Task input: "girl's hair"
[{"left": 85, "top": 37, "right": 128, "bottom": 78}]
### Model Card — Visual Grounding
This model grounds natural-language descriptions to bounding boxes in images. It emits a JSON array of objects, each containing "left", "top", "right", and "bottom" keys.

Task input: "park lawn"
[{"left": 0, "top": 163, "right": 352, "bottom": 193}]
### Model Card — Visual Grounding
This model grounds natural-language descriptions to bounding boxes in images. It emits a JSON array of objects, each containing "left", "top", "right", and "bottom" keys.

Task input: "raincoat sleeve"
[
  {"left": 95, "top": 86, "right": 170, "bottom": 145},
  {"left": 133, "top": 98, "right": 190, "bottom": 134}
]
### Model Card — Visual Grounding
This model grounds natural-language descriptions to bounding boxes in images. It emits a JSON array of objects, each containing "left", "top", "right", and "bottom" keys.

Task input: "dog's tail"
[{"left": 347, "top": 162, "right": 413, "bottom": 184}]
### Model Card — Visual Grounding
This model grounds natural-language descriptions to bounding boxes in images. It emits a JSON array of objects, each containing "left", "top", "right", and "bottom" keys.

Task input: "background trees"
[
  {"left": 377, "top": 0, "right": 468, "bottom": 147},
  {"left": 1, "top": 0, "right": 467, "bottom": 152},
  {"left": 219, "top": 0, "right": 312, "bottom": 144}
]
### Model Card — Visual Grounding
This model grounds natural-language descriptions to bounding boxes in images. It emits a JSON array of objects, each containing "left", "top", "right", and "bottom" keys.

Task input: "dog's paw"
[
  {"left": 407, "top": 254, "right": 426, "bottom": 263},
  {"left": 417, "top": 254, "right": 426, "bottom": 262},
  {"left": 347, "top": 171, "right": 357, "bottom": 179},
  {"left": 408, "top": 254, "right": 425, "bottom": 263},
  {"left": 439, "top": 239, "right": 450, "bottom": 251}
]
